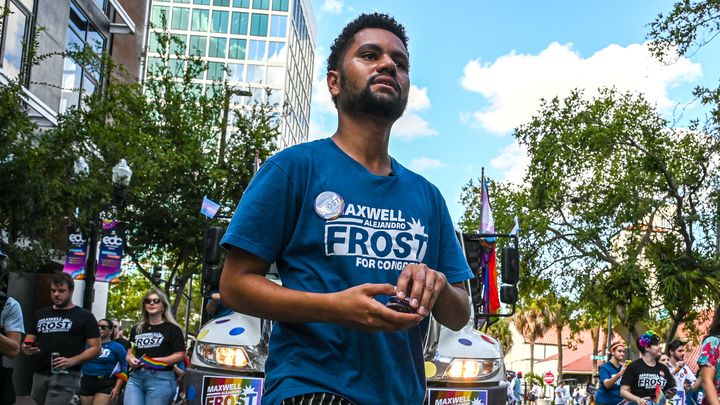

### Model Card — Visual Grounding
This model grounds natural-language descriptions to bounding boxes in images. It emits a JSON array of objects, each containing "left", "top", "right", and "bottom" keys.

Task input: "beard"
[
  {"left": 339, "top": 70, "right": 408, "bottom": 121},
  {"left": 54, "top": 295, "right": 72, "bottom": 307}
]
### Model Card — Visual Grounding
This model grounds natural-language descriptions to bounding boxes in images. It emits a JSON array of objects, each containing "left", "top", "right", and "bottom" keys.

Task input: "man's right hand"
[
  {"left": 329, "top": 283, "right": 424, "bottom": 332},
  {"left": 22, "top": 341, "right": 39, "bottom": 355}
]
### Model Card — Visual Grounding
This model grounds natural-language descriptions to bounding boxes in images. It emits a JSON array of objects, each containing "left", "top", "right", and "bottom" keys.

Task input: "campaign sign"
[
  {"left": 63, "top": 228, "right": 87, "bottom": 280},
  {"left": 670, "top": 391, "right": 686, "bottom": 405},
  {"left": 96, "top": 220, "right": 125, "bottom": 283},
  {"left": 202, "top": 376, "right": 263, "bottom": 405},
  {"left": 427, "top": 389, "right": 489, "bottom": 405}
]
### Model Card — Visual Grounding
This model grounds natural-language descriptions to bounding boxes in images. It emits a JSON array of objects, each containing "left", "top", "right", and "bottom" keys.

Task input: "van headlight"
[
  {"left": 445, "top": 359, "right": 498, "bottom": 378},
  {"left": 196, "top": 343, "right": 256, "bottom": 369}
]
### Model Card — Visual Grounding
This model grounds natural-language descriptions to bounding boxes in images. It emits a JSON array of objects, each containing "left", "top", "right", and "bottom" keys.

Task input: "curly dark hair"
[{"left": 326, "top": 12, "right": 409, "bottom": 74}]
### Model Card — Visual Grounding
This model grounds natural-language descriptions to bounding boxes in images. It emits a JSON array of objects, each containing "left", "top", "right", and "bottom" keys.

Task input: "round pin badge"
[{"left": 314, "top": 191, "right": 345, "bottom": 220}]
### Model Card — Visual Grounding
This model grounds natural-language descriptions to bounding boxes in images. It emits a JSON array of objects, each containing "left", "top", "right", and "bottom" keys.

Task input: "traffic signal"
[
  {"left": 500, "top": 285, "right": 518, "bottom": 305},
  {"left": 501, "top": 246, "right": 519, "bottom": 284}
]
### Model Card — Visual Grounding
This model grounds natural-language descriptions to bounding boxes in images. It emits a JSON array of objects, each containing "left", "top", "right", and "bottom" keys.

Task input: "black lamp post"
[{"left": 82, "top": 159, "right": 132, "bottom": 311}]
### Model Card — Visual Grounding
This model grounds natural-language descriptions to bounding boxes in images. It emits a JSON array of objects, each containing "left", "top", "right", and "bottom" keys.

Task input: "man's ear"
[{"left": 327, "top": 70, "right": 340, "bottom": 99}]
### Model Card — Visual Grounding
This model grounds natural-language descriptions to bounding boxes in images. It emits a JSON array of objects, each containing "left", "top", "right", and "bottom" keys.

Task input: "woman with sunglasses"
[
  {"left": 78, "top": 319, "right": 128, "bottom": 405},
  {"left": 125, "top": 289, "right": 185, "bottom": 405}
]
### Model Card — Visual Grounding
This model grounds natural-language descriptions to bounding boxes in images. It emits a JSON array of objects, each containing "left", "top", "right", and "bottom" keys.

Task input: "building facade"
[
  {"left": 144, "top": 0, "right": 316, "bottom": 148},
  {"left": 0, "top": 0, "right": 145, "bottom": 127}
]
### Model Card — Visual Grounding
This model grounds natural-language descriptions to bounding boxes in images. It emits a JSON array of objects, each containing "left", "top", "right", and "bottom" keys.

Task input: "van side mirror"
[
  {"left": 501, "top": 246, "right": 519, "bottom": 284},
  {"left": 500, "top": 285, "right": 518, "bottom": 305}
]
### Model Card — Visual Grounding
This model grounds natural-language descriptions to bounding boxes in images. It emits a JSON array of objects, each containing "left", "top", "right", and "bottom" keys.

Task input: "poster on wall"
[
  {"left": 95, "top": 219, "right": 125, "bottom": 283},
  {"left": 62, "top": 227, "right": 87, "bottom": 280}
]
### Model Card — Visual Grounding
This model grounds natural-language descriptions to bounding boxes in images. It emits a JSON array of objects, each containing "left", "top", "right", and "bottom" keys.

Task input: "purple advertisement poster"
[
  {"left": 96, "top": 220, "right": 125, "bottom": 284},
  {"left": 63, "top": 228, "right": 87, "bottom": 279}
]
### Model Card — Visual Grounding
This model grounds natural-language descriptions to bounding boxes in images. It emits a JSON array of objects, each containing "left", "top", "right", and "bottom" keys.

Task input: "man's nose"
[{"left": 376, "top": 53, "right": 397, "bottom": 75}]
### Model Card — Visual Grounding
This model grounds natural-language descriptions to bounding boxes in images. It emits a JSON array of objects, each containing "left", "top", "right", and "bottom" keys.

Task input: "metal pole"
[
  {"left": 83, "top": 219, "right": 98, "bottom": 311},
  {"left": 606, "top": 314, "right": 613, "bottom": 353},
  {"left": 185, "top": 274, "right": 192, "bottom": 337}
]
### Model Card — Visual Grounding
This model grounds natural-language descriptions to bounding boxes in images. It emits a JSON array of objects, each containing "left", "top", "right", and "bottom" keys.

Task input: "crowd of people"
[
  {"left": 507, "top": 321, "right": 720, "bottom": 405},
  {"left": 0, "top": 271, "right": 188, "bottom": 405}
]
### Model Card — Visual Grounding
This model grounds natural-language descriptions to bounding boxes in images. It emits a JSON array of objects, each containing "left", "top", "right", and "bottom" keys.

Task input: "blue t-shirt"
[
  {"left": 81, "top": 340, "right": 127, "bottom": 377},
  {"left": 221, "top": 138, "right": 473, "bottom": 404},
  {"left": 1, "top": 296, "right": 25, "bottom": 334},
  {"left": 595, "top": 361, "right": 623, "bottom": 404}
]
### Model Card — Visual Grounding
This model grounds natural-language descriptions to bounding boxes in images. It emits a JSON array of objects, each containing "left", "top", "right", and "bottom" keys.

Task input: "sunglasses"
[
  {"left": 144, "top": 298, "right": 162, "bottom": 305},
  {"left": 99, "top": 325, "right": 110, "bottom": 330}
]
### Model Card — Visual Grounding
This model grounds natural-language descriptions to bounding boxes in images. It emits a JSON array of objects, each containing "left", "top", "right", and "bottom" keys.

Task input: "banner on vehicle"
[
  {"left": 202, "top": 376, "right": 263, "bottom": 405},
  {"left": 63, "top": 227, "right": 87, "bottom": 279},
  {"left": 95, "top": 219, "right": 125, "bottom": 283},
  {"left": 427, "top": 389, "right": 489, "bottom": 405}
]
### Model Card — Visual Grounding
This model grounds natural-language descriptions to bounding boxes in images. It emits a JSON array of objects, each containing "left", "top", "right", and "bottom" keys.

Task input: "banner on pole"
[
  {"left": 96, "top": 219, "right": 125, "bottom": 284},
  {"left": 63, "top": 227, "right": 87, "bottom": 280}
]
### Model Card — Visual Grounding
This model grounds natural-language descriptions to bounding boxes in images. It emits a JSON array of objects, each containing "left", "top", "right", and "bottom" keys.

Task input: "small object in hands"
[
  {"left": 51, "top": 352, "right": 68, "bottom": 374},
  {"left": 625, "top": 360, "right": 633, "bottom": 366},
  {"left": 386, "top": 296, "right": 415, "bottom": 313},
  {"left": 24, "top": 339, "right": 36, "bottom": 347}
]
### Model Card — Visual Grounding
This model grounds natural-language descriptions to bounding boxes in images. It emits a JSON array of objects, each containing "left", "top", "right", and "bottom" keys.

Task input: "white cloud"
[
  {"left": 461, "top": 42, "right": 702, "bottom": 134},
  {"left": 322, "top": 0, "right": 344, "bottom": 14},
  {"left": 410, "top": 157, "right": 445, "bottom": 172},
  {"left": 490, "top": 141, "right": 530, "bottom": 185},
  {"left": 393, "top": 85, "right": 438, "bottom": 140}
]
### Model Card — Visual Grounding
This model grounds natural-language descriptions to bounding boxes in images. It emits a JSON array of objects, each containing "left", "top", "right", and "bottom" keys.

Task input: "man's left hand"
[
  {"left": 52, "top": 356, "right": 76, "bottom": 369},
  {"left": 395, "top": 263, "right": 448, "bottom": 316}
]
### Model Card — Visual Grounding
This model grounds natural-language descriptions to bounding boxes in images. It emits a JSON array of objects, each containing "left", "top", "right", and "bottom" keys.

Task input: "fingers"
[
  {"left": 397, "top": 264, "right": 448, "bottom": 316},
  {"left": 358, "top": 282, "right": 397, "bottom": 297}
]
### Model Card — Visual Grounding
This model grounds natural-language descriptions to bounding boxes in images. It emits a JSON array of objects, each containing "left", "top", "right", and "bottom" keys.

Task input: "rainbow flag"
[
  {"left": 653, "top": 384, "right": 667, "bottom": 405},
  {"left": 111, "top": 362, "right": 128, "bottom": 382},
  {"left": 480, "top": 179, "right": 500, "bottom": 318},
  {"left": 140, "top": 354, "right": 170, "bottom": 370}
]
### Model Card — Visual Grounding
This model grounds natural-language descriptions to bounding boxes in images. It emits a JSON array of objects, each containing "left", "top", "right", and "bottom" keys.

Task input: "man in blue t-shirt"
[
  {"left": 595, "top": 340, "right": 629, "bottom": 405},
  {"left": 219, "top": 12, "right": 473, "bottom": 405}
]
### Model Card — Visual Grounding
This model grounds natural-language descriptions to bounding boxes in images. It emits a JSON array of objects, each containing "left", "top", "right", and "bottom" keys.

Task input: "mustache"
[{"left": 368, "top": 74, "right": 400, "bottom": 92}]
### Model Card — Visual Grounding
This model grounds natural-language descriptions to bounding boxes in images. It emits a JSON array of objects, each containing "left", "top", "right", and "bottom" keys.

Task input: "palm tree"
[{"left": 513, "top": 299, "right": 555, "bottom": 375}]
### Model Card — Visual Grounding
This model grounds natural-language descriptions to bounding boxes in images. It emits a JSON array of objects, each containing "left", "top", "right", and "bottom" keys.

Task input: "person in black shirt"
[
  {"left": 620, "top": 330, "right": 676, "bottom": 404},
  {"left": 23, "top": 272, "right": 101, "bottom": 405},
  {"left": 125, "top": 288, "right": 185, "bottom": 405}
]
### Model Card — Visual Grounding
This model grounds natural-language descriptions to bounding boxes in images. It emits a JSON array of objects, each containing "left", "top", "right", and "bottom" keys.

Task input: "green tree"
[{"left": 513, "top": 299, "right": 555, "bottom": 375}]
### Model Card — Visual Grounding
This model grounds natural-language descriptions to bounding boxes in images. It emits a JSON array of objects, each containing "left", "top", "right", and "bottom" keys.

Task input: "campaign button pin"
[{"left": 314, "top": 191, "right": 344, "bottom": 220}]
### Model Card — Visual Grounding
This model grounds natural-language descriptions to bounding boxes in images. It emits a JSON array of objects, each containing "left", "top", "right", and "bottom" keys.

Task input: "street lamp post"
[{"left": 82, "top": 159, "right": 132, "bottom": 311}]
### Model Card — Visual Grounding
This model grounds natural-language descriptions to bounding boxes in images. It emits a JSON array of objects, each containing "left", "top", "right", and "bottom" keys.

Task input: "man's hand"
[
  {"left": 52, "top": 355, "right": 77, "bottom": 370},
  {"left": 395, "top": 263, "right": 448, "bottom": 316},
  {"left": 22, "top": 340, "right": 40, "bottom": 356},
  {"left": 330, "top": 283, "right": 423, "bottom": 332}
]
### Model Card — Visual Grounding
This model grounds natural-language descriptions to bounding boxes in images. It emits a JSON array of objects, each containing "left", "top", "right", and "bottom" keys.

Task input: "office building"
[{"left": 144, "top": 0, "right": 316, "bottom": 148}]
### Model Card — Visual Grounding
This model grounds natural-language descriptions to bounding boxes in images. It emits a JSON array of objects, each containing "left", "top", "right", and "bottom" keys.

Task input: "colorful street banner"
[
  {"left": 201, "top": 195, "right": 221, "bottom": 219},
  {"left": 202, "top": 376, "right": 263, "bottom": 405},
  {"left": 63, "top": 227, "right": 87, "bottom": 280},
  {"left": 96, "top": 219, "right": 125, "bottom": 283},
  {"left": 427, "top": 389, "right": 488, "bottom": 405}
]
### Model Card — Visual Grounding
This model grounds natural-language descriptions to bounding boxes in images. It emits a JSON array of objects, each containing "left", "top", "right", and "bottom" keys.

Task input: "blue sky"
[{"left": 307, "top": 0, "right": 720, "bottom": 226}]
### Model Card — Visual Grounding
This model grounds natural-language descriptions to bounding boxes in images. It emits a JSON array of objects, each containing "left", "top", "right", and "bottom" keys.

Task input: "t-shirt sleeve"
[
  {"left": 114, "top": 343, "right": 128, "bottom": 372},
  {"left": 168, "top": 324, "right": 185, "bottom": 354},
  {"left": 662, "top": 364, "right": 676, "bottom": 391},
  {"left": 698, "top": 336, "right": 720, "bottom": 370},
  {"left": 1, "top": 299, "right": 25, "bottom": 333},
  {"left": 685, "top": 366, "right": 697, "bottom": 383},
  {"left": 436, "top": 194, "right": 473, "bottom": 284},
  {"left": 129, "top": 326, "right": 137, "bottom": 351},
  {"left": 620, "top": 362, "right": 637, "bottom": 387},
  {"left": 599, "top": 363, "right": 611, "bottom": 383},
  {"left": 83, "top": 312, "right": 100, "bottom": 339},
  {"left": 220, "top": 161, "right": 299, "bottom": 264}
]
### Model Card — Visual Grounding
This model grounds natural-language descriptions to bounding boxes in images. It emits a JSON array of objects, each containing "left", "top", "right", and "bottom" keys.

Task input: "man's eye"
[{"left": 362, "top": 53, "right": 376, "bottom": 60}]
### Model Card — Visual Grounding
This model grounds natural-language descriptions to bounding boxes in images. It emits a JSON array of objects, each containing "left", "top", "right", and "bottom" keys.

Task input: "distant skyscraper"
[{"left": 144, "top": 0, "right": 316, "bottom": 149}]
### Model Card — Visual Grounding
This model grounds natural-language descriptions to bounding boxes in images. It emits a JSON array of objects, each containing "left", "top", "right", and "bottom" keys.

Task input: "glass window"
[
  {"left": 148, "top": 34, "right": 161, "bottom": 53},
  {"left": 1, "top": 2, "right": 29, "bottom": 79},
  {"left": 267, "top": 88, "right": 282, "bottom": 104},
  {"left": 147, "top": 56, "right": 165, "bottom": 75},
  {"left": 169, "top": 58, "right": 185, "bottom": 77},
  {"left": 227, "top": 63, "right": 245, "bottom": 82},
  {"left": 208, "top": 37, "right": 227, "bottom": 58},
  {"left": 269, "top": 15, "right": 286, "bottom": 37},
  {"left": 233, "top": 0, "right": 250, "bottom": 7},
  {"left": 267, "top": 41, "right": 285, "bottom": 63},
  {"left": 246, "top": 65, "right": 265, "bottom": 84},
  {"left": 191, "top": 9, "right": 209, "bottom": 31},
  {"left": 175, "top": 0, "right": 191, "bottom": 3},
  {"left": 170, "top": 34, "right": 187, "bottom": 54},
  {"left": 189, "top": 35, "right": 207, "bottom": 56},
  {"left": 247, "top": 39, "right": 266, "bottom": 61},
  {"left": 207, "top": 61, "right": 225, "bottom": 80},
  {"left": 171, "top": 7, "right": 190, "bottom": 30},
  {"left": 252, "top": 0, "right": 269, "bottom": 10},
  {"left": 213, "top": 0, "right": 230, "bottom": 5},
  {"left": 228, "top": 38, "right": 246, "bottom": 59},
  {"left": 266, "top": 66, "right": 283, "bottom": 86},
  {"left": 230, "top": 12, "right": 248, "bottom": 35},
  {"left": 211, "top": 10, "right": 229, "bottom": 33},
  {"left": 271, "top": 0, "right": 288, "bottom": 11},
  {"left": 193, "top": 0, "right": 210, "bottom": 4},
  {"left": 250, "top": 13, "right": 268, "bottom": 36},
  {"left": 150, "top": 5, "right": 170, "bottom": 28},
  {"left": 60, "top": 57, "right": 82, "bottom": 113}
]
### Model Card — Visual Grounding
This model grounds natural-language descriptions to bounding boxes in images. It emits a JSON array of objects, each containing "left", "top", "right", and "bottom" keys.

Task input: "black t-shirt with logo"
[
  {"left": 129, "top": 322, "right": 184, "bottom": 371},
  {"left": 29, "top": 306, "right": 100, "bottom": 373},
  {"left": 620, "top": 358, "right": 676, "bottom": 399}
]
